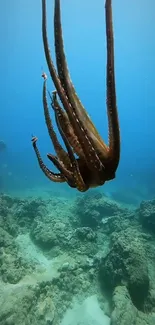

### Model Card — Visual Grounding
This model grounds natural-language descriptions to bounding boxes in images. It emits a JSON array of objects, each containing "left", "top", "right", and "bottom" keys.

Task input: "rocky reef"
[
  {"left": 0, "top": 191, "right": 155, "bottom": 325},
  {"left": 138, "top": 199, "right": 155, "bottom": 232}
]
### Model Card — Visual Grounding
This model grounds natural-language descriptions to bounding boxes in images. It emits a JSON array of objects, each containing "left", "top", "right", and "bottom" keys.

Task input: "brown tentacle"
[
  {"left": 31, "top": 136, "right": 65, "bottom": 183},
  {"left": 50, "top": 90, "right": 84, "bottom": 159},
  {"left": 43, "top": 79, "right": 71, "bottom": 168},
  {"left": 54, "top": 0, "right": 109, "bottom": 158},
  {"left": 54, "top": 0, "right": 105, "bottom": 173},
  {"left": 47, "top": 153, "right": 73, "bottom": 181},
  {"left": 42, "top": 0, "right": 104, "bottom": 174},
  {"left": 105, "top": 0, "right": 120, "bottom": 170},
  {"left": 52, "top": 94, "right": 88, "bottom": 192}
]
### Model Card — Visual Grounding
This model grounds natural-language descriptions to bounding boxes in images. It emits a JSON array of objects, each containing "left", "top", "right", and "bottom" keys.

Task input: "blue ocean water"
[{"left": 0, "top": 0, "right": 155, "bottom": 203}]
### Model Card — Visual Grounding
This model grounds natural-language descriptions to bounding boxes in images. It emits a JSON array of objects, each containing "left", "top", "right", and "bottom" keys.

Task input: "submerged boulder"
[
  {"left": 100, "top": 228, "right": 149, "bottom": 310},
  {"left": 111, "top": 286, "right": 155, "bottom": 325},
  {"left": 75, "top": 191, "right": 123, "bottom": 228}
]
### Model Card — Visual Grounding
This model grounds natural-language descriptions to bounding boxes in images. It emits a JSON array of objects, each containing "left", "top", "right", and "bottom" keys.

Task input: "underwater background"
[
  {"left": 0, "top": 0, "right": 155, "bottom": 325},
  {"left": 1, "top": 0, "right": 155, "bottom": 203}
]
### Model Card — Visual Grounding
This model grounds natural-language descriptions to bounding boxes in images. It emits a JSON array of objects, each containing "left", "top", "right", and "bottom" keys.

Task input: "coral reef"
[
  {"left": 0, "top": 283, "right": 55, "bottom": 325},
  {"left": 138, "top": 199, "right": 155, "bottom": 232},
  {"left": 100, "top": 228, "right": 149, "bottom": 310},
  {"left": 0, "top": 226, "right": 34, "bottom": 284},
  {"left": 74, "top": 191, "right": 124, "bottom": 228},
  {"left": 111, "top": 286, "right": 155, "bottom": 325},
  {"left": 0, "top": 191, "right": 155, "bottom": 325}
]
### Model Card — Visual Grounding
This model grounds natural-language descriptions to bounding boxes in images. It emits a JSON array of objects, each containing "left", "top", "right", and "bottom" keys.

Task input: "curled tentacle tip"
[
  {"left": 31, "top": 136, "right": 38, "bottom": 144},
  {"left": 42, "top": 72, "right": 47, "bottom": 80}
]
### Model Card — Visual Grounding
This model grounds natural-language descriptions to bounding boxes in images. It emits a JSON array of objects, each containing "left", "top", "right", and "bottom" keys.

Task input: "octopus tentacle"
[
  {"left": 52, "top": 93, "right": 88, "bottom": 192},
  {"left": 42, "top": 0, "right": 104, "bottom": 174},
  {"left": 31, "top": 136, "right": 65, "bottom": 183},
  {"left": 54, "top": 0, "right": 109, "bottom": 159},
  {"left": 43, "top": 79, "right": 71, "bottom": 168},
  {"left": 54, "top": 0, "right": 106, "bottom": 173},
  {"left": 105, "top": 0, "right": 120, "bottom": 170},
  {"left": 50, "top": 90, "right": 84, "bottom": 158},
  {"left": 47, "top": 153, "right": 73, "bottom": 181}
]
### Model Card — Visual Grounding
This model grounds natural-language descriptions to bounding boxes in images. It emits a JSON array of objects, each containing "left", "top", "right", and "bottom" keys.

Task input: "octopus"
[{"left": 32, "top": 0, "right": 120, "bottom": 192}]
